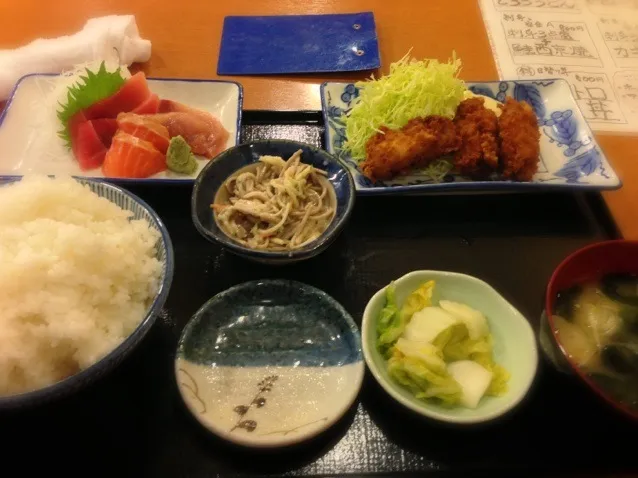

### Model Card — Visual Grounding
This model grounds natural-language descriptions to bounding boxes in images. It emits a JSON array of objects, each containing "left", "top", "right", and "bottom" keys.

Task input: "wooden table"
[{"left": 1, "top": 0, "right": 636, "bottom": 237}]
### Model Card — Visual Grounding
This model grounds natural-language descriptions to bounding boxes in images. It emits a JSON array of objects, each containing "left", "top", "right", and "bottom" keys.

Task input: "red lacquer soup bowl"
[{"left": 545, "top": 240, "right": 638, "bottom": 421}]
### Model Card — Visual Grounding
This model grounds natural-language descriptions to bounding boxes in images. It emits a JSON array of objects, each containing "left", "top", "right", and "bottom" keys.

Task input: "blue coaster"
[{"left": 217, "top": 12, "right": 380, "bottom": 75}]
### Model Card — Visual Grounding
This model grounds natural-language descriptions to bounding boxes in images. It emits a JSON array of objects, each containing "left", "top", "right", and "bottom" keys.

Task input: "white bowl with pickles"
[{"left": 361, "top": 270, "right": 538, "bottom": 424}]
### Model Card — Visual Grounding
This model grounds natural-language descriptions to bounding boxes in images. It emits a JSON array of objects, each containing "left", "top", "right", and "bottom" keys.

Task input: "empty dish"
[{"left": 175, "top": 279, "right": 364, "bottom": 447}]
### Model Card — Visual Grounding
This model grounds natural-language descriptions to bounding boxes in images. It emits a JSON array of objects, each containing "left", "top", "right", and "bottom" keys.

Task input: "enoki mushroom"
[{"left": 212, "top": 150, "right": 335, "bottom": 251}]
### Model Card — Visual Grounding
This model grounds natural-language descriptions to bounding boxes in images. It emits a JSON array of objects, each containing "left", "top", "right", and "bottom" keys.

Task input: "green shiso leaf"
[{"left": 56, "top": 62, "right": 126, "bottom": 149}]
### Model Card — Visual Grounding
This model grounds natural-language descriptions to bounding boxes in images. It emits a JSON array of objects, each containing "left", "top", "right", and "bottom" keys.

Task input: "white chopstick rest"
[{"left": 0, "top": 14, "right": 151, "bottom": 101}]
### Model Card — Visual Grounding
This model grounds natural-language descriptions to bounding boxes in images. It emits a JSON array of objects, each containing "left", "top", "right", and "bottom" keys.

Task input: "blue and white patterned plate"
[
  {"left": 175, "top": 280, "right": 364, "bottom": 448},
  {"left": 321, "top": 80, "right": 621, "bottom": 194},
  {"left": 0, "top": 74, "right": 243, "bottom": 184}
]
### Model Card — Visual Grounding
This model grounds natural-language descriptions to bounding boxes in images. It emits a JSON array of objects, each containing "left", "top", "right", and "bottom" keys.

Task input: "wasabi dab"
[{"left": 166, "top": 135, "right": 198, "bottom": 175}]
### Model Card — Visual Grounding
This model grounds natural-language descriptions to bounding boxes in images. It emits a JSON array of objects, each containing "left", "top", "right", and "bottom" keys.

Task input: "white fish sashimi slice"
[
  {"left": 439, "top": 300, "right": 489, "bottom": 340},
  {"left": 447, "top": 360, "right": 493, "bottom": 409},
  {"left": 152, "top": 99, "right": 230, "bottom": 158},
  {"left": 151, "top": 112, "right": 228, "bottom": 158},
  {"left": 404, "top": 307, "right": 459, "bottom": 344}
]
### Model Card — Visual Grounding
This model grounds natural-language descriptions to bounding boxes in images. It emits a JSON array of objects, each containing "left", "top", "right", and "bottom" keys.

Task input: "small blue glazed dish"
[
  {"left": 0, "top": 178, "right": 174, "bottom": 410},
  {"left": 191, "top": 139, "right": 355, "bottom": 264},
  {"left": 175, "top": 279, "right": 365, "bottom": 447}
]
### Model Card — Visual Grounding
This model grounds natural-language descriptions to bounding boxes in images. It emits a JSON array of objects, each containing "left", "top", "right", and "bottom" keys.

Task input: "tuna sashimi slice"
[
  {"left": 83, "top": 72, "right": 151, "bottom": 119},
  {"left": 70, "top": 120, "right": 109, "bottom": 171},
  {"left": 90, "top": 118, "right": 118, "bottom": 147},
  {"left": 132, "top": 93, "right": 160, "bottom": 115},
  {"left": 117, "top": 113, "right": 170, "bottom": 154},
  {"left": 69, "top": 113, "right": 117, "bottom": 168},
  {"left": 103, "top": 131, "right": 167, "bottom": 179}
]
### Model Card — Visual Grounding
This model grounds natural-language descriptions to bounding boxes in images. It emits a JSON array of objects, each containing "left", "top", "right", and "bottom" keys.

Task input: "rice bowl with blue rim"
[{"left": 0, "top": 176, "right": 173, "bottom": 408}]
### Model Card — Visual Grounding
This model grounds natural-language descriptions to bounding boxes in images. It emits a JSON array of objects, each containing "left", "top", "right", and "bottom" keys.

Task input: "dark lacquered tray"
[{"left": 3, "top": 111, "right": 635, "bottom": 478}]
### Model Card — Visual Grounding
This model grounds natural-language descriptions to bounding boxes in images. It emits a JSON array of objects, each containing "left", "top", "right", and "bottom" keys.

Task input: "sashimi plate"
[
  {"left": 0, "top": 74, "right": 242, "bottom": 183},
  {"left": 321, "top": 79, "right": 621, "bottom": 195}
]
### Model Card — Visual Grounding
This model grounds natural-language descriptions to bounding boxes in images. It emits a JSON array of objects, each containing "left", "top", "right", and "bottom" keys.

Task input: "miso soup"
[{"left": 553, "top": 273, "right": 638, "bottom": 412}]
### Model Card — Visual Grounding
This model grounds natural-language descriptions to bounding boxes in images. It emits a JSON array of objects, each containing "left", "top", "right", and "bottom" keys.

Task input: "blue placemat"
[{"left": 217, "top": 12, "right": 380, "bottom": 75}]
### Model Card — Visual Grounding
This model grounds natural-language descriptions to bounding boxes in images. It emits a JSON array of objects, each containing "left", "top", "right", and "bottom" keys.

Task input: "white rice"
[{"left": 0, "top": 176, "right": 162, "bottom": 396}]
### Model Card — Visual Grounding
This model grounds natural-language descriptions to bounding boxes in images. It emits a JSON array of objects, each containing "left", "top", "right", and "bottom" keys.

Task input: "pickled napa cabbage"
[
  {"left": 377, "top": 280, "right": 434, "bottom": 356},
  {"left": 375, "top": 281, "right": 509, "bottom": 408}
]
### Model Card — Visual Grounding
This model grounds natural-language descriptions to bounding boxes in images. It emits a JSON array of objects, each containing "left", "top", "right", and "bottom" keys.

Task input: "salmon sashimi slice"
[
  {"left": 149, "top": 104, "right": 230, "bottom": 159},
  {"left": 132, "top": 93, "right": 160, "bottom": 115},
  {"left": 116, "top": 113, "right": 170, "bottom": 154},
  {"left": 84, "top": 72, "right": 152, "bottom": 119},
  {"left": 102, "top": 131, "right": 167, "bottom": 179}
]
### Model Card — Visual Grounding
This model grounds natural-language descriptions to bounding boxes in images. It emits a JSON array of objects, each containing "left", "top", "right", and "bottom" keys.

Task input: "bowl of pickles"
[{"left": 361, "top": 270, "right": 538, "bottom": 424}]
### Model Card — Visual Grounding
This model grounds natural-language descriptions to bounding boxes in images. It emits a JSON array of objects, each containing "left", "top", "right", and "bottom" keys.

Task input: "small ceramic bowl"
[
  {"left": 191, "top": 140, "right": 355, "bottom": 264},
  {"left": 362, "top": 270, "right": 538, "bottom": 424},
  {"left": 175, "top": 279, "right": 364, "bottom": 448},
  {"left": 0, "top": 178, "right": 174, "bottom": 410},
  {"left": 541, "top": 240, "right": 638, "bottom": 420}
]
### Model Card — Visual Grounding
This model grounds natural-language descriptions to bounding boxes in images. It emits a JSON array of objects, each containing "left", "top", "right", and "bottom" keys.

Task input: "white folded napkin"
[{"left": 0, "top": 15, "right": 151, "bottom": 101}]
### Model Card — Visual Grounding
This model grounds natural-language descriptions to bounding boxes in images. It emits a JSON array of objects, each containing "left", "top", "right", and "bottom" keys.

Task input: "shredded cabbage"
[
  {"left": 412, "top": 158, "right": 454, "bottom": 183},
  {"left": 342, "top": 52, "right": 466, "bottom": 162}
]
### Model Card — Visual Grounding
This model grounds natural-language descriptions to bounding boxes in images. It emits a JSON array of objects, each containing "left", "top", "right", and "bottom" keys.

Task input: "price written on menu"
[{"left": 479, "top": 0, "right": 638, "bottom": 132}]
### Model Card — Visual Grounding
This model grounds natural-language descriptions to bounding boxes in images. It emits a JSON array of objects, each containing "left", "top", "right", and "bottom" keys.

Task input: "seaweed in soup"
[
  {"left": 554, "top": 284, "right": 582, "bottom": 321},
  {"left": 601, "top": 343, "right": 638, "bottom": 376},
  {"left": 620, "top": 307, "right": 638, "bottom": 336}
]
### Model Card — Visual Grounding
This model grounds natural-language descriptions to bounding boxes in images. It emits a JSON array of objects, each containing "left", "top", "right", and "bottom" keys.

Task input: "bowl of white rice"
[{"left": 0, "top": 176, "right": 174, "bottom": 408}]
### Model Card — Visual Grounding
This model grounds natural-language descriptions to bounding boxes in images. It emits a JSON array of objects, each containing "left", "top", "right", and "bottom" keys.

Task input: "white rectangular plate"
[
  {"left": 0, "top": 74, "right": 243, "bottom": 184},
  {"left": 321, "top": 80, "right": 621, "bottom": 194}
]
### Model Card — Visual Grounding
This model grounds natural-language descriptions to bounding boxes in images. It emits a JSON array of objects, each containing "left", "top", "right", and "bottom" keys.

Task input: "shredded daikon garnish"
[{"left": 21, "top": 61, "right": 130, "bottom": 165}]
